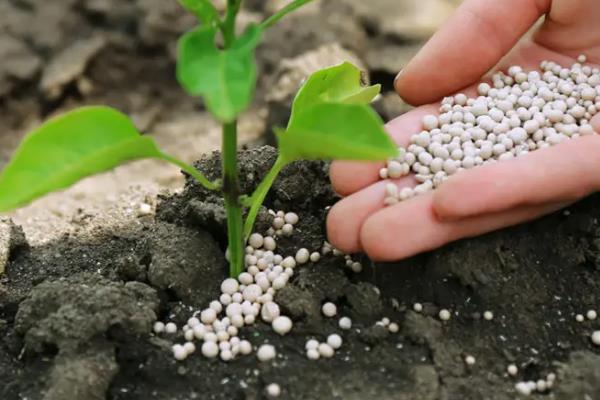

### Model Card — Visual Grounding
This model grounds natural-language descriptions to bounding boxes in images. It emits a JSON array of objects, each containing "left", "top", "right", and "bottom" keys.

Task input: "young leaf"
[
  {"left": 0, "top": 106, "right": 216, "bottom": 212},
  {"left": 178, "top": 0, "right": 219, "bottom": 26},
  {"left": 177, "top": 25, "right": 262, "bottom": 123},
  {"left": 289, "top": 62, "right": 381, "bottom": 126},
  {"left": 278, "top": 103, "right": 397, "bottom": 162}
]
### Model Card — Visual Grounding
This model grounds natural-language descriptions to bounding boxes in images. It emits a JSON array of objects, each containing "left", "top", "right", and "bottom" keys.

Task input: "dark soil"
[{"left": 1, "top": 146, "right": 599, "bottom": 400}]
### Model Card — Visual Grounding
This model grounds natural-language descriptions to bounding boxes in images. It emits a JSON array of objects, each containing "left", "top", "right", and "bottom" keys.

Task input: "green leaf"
[
  {"left": 178, "top": 0, "right": 219, "bottom": 26},
  {"left": 289, "top": 62, "right": 381, "bottom": 126},
  {"left": 278, "top": 103, "right": 397, "bottom": 162},
  {"left": 0, "top": 106, "right": 164, "bottom": 212},
  {"left": 177, "top": 25, "right": 262, "bottom": 122},
  {"left": 0, "top": 106, "right": 218, "bottom": 213}
]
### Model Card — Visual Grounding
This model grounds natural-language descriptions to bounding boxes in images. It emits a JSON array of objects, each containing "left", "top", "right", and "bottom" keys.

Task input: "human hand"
[{"left": 327, "top": 0, "right": 600, "bottom": 261}]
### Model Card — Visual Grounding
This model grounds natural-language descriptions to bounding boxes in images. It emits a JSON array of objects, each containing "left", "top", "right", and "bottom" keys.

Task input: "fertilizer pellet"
[
  {"left": 307, "top": 349, "right": 320, "bottom": 360},
  {"left": 350, "top": 261, "right": 363, "bottom": 273},
  {"left": 586, "top": 309, "right": 597, "bottom": 320},
  {"left": 515, "top": 381, "right": 535, "bottom": 396},
  {"left": 592, "top": 330, "right": 600, "bottom": 346},
  {"left": 266, "top": 383, "right": 281, "bottom": 397},
  {"left": 413, "top": 303, "right": 423, "bottom": 313},
  {"left": 272, "top": 316, "right": 293, "bottom": 335},
  {"left": 507, "top": 364, "right": 518, "bottom": 376},
  {"left": 249, "top": 233, "right": 264, "bottom": 249},
  {"left": 310, "top": 252, "right": 321, "bottom": 262},
  {"left": 153, "top": 321, "right": 165, "bottom": 334},
  {"left": 306, "top": 339, "right": 319, "bottom": 350},
  {"left": 318, "top": 343, "right": 335, "bottom": 358},
  {"left": 173, "top": 344, "right": 187, "bottom": 361},
  {"left": 439, "top": 309, "right": 451, "bottom": 321},
  {"left": 575, "top": 314, "right": 585, "bottom": 322},
  {"left": 483, "top": 311, "right": 494, "bottom": 321},
  {"left": 261, "top": 302, "right": 280, "bottom": 323},
  {"left": 257, "top": 344, "right": 276, "bottom": 361},
  {"left": 388, "top": 322, "right": 399, "bottom": 333},
  {"left": 165, "top": 322, "right": 177, "bottom": 334},
  {"left": 239, "top": 340, "right": 252, "bottom": 355},
  {"left": 327, "top": 334, "right": 343, "bottom": 349},
  {"left": 295, "top": 248, "right": 310, "bottom": 264},
  {"left": 221, "top": 278, "right": 239, "bottom": 295},
  {"left": 284, "top": 212, "right": 299, "bottom": 225},
  {"left": 183, "top": 342, "right": 196, "bottom": 355},
  {"left": 464, "top": 355, "right": 476, "bottom": 365},
  {"left": 381, "top": 56, "right": 600, "bottom": 206},
  {"left": 322, "top": 302, "right": 337, "bottom": 317},
  {"left": 202, "top": 341, "right": 219, "bottom": 358},
  {"left": 339, "top": 317, "right": 352, "bottom": 330}
]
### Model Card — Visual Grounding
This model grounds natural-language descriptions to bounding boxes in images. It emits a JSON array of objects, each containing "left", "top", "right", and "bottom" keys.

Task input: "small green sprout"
[{"left": 0, "top": 0, "right": 397, "bottom": 277}]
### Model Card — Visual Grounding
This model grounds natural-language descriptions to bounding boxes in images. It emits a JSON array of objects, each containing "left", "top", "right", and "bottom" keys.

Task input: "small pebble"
[{"left": 138, "top": 203, "right": 152, "bottom": 216}]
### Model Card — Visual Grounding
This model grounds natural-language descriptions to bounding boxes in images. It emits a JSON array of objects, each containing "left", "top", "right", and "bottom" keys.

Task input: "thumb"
[{"left": 395, "top": 0, "right": 550, "bottom": 106}]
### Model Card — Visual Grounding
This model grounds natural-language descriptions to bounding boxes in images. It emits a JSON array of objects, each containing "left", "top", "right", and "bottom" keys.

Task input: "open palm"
[{"left": 327, "top": 0, "right": 600, "bottom": 261}]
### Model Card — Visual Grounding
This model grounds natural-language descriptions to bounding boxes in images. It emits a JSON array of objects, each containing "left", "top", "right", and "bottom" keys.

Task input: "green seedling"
[{"left": 0, "top": 0, "right": 397, "bottom": 277}]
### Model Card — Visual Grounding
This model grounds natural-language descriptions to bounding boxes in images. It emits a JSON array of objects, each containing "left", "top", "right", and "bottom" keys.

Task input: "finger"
[
  {"left": 395, "top": 0, "right": 550, "bottom": 106},
  {"left": 326, "top": 179, "right": 415, "bottom": 254},
  {"left": 360, "top": 193, "right": 567, "bottom": 261},
  {"left": 329, "top": 104, "right": 438, "bottom": 196},
  {"left": 535, "top": 0, "right": 600, "bottom": 61},
  {"left": 433, "top": 134, "right": 600, "bottom": 221}
]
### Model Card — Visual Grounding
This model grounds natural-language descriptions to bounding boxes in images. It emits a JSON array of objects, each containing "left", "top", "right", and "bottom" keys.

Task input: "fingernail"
[{"left": 394, "top": 69, "right": 404, "bottom": 91}]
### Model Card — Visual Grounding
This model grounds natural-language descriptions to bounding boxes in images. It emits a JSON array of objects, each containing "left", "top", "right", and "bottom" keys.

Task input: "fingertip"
[
  {"left": 393, "top": 66, "right": 425, "bottom": 106},
  {"left": 591, "top": 113, "right": 600, "bottom": 133},
  {"left": 329, "top": 160, "right": 382, "bottom": 196},
  {"left": 326, "top": 199, "right": 362, "bottom": 254},
  {"left": 359, "top": 210, "right": 392, "bottom": 262},
  {"left": 431, "top": 184, "right": 459, "bottom": 221}
]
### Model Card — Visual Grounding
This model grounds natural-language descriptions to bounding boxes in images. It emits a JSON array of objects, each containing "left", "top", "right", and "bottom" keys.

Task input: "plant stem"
[
  {"left": 243, "top": 155, "right": 286, "bottom": 240},
  {"left": 222, "top": 0, "right": 242, "bottom": 48},
  {"left": 260, "top": 0, "right": 314, "bottom": 30},
  {"left": 159, "top": 153, "right": 220, "bottom": 191},
  {"left": 222, "top": 120, "right": 244, "bottom": 277}
]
